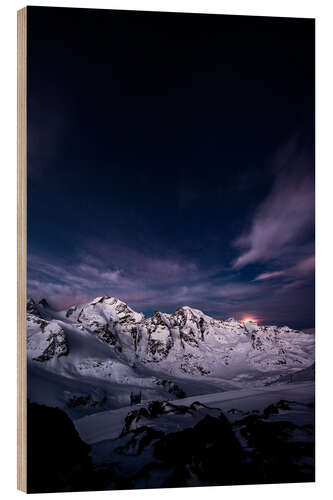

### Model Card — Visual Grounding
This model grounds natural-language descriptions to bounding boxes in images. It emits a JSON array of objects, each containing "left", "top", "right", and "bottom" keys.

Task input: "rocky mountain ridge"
[{"left": 27, "top": 295, "right": 315, "bottom": 414}]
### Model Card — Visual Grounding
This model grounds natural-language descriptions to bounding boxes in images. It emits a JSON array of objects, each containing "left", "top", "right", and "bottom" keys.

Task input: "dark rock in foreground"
[{"left": 27, "top": 402, "right": 93, "bottom": 493}]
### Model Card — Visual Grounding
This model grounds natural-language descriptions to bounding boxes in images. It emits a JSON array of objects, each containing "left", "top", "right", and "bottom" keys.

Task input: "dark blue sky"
[{"left": 27, "top": 7, "right": 315, "bottom": 328}]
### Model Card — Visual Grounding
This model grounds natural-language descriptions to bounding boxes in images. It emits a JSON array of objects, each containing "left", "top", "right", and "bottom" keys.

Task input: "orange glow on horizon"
[{"left": 241, "top": 316, "right": 258, "bottom": 323}]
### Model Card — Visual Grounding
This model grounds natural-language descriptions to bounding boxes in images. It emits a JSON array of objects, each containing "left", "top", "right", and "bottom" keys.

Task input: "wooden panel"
[{"left": 17, "top": 6, "right": 27, "bottom": 493}]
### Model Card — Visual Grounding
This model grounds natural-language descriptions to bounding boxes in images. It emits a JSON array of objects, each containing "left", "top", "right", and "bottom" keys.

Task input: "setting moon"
[{"left": 241, "top": 316, "right": 258, "bottom": 323}]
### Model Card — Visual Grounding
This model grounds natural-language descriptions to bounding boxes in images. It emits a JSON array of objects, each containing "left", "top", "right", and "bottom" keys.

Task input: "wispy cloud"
[
  {"left": 254, "top": 271, "right": 286, "bottom": 281},
  {"left": 233, "top": 141, "right": 314, "bottom": 271},
  {"left": 253, "top": 254, "right": 315, "bottom": 284},
  {"left": 294, "top": 255, "right": 315, "bottom": 274}
]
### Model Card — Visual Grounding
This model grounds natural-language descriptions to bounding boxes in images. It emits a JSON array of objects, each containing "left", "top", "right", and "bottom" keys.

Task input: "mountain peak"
[
  {"left": 224, "top": 317, "right": 237, "bottom": 323},
  {"left": 27, "top": 297, "right": 37, "bottom": 314},
  {"left": 89, "top": 296, "right": 127, "bottom": 307},
  {"left": 27, "top": 297, "right": 49, "bottom": 317},
  {"left": 39, "top": 298, "right": 50, "bottom": 308},
  {"left": 174, "top": 305, "right": 205, "bottom": 317}
]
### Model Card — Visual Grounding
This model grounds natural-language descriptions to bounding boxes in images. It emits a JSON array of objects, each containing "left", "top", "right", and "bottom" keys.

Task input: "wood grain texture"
[{"left": 17, "top": 6, "right": 27, "bottom": 493}]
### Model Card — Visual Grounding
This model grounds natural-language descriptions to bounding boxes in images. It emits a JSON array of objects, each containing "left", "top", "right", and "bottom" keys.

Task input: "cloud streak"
[
  {"left": 233, "top": 142, "right": 314, "bottom": 271},
  {"left": 254, "top": 271, "right": 286, "bottom": 281}
]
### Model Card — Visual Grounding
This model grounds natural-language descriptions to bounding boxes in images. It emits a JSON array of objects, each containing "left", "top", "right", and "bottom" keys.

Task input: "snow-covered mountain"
[
  {"left": 27, "top": 295, "right": 315, "bottom": 491},
  {"left": 27, "top": 296, "right": 314, "bottom": 415}
]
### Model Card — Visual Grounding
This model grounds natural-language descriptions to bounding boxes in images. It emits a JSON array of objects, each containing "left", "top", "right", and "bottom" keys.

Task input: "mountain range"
[{"left": 27, "top": 295, "right": 315, "bottom": 417}]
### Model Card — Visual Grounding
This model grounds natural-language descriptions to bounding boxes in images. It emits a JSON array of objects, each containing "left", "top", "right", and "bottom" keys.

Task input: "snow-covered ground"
[{"left": 75, "top": 381, "right": 314, "bottom": 444}]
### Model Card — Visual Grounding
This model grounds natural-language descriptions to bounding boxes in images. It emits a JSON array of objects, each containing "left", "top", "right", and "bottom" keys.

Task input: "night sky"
[{"left": 27, "top": 7, "right": 315, "bottom": 328}]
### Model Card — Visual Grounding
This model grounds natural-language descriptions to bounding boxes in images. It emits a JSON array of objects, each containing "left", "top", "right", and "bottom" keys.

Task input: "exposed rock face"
[
  {"left": 64, "top": 388, "right": 106, "bottom": 409},
  {"left": 38, "top": 298, "right": 50, "bottom": 308},
  {"left": 116, "top": 426, "right": 164, "bottom": 457},
  {"left": 66, "top": 305, "right": 77, "bottom": 318},
  {"left": 27, "top": 298, "right": 40, "bottom": 316},
  {"left": 27, "top": 314, "right": 69, "bottom": 362},
  {"left": 153, "top": 378, "right": 186, "bottom": 398},
  {"left": 95, "top": 398, "right": 314, "bottom": 489},
  {"left": 120, "top": 400, "right": 221, "bottom": 436},
  {"left": 33, "top": 329, "right": 68, "bottom": 362},
  {"left": 91, "top": 323, "right": 119, "bottom": 347},
  {"left": 27, "top": 298, "right": 45, "bottom": 318}
]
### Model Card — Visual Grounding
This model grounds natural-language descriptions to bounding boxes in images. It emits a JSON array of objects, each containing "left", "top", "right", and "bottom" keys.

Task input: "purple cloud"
[
  {"left": 254, "top": 271, "right": 286, "bottom": 281},
  {"left": 233, "top": 144, "right": 314, "bottom": 270},
  {"left": 295, "top": 255, "right": 315, "bottom": 274},
  {"left": 253, "top": 254, "right": 315, "bottom": 284}
]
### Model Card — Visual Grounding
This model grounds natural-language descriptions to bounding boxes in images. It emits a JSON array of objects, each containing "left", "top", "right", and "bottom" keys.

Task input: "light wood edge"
[{"left": 17, "top": 6, "right": 27, "bottom": 493}]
